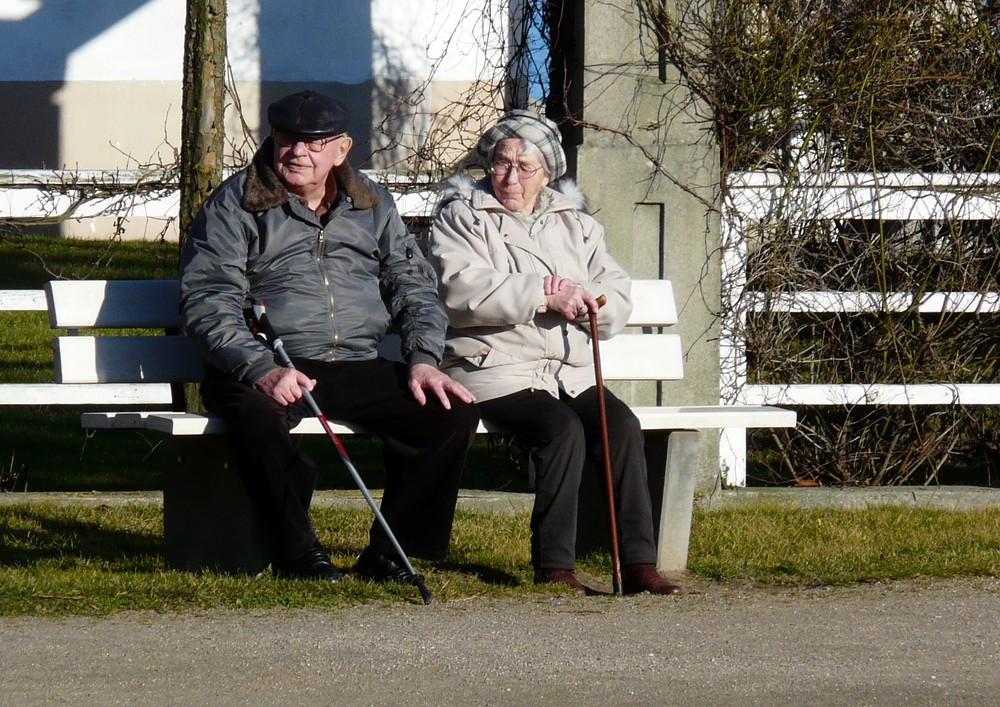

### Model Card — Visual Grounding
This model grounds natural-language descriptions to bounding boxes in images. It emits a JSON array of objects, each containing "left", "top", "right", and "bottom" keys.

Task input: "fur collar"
[{"left": 242, "top": 138, "right": 380, "bottom": 213}]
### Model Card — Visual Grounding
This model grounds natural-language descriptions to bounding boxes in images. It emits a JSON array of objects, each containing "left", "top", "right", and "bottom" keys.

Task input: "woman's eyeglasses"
[{"left": 490, "top": 161, "right": 544, "bottom": 178}]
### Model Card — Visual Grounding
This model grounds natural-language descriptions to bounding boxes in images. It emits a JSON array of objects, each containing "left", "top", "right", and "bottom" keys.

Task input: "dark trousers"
[
  {"left": 477, "top": 387, "right": 657, "bottom": 569},
  {"left": 200, "top": 358, "right": 479, "bottom": 563}
]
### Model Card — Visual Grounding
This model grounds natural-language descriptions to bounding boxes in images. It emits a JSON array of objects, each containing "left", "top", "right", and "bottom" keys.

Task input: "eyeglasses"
[
  {"left": 273, "top": 131, "right": 343, "bottom": 153},
  {"left": 490, "top": 161, "right": 544, "bottom": 179}
]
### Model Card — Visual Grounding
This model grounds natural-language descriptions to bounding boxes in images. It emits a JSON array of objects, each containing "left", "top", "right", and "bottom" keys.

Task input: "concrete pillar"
[{"left": 573, "top": 0, "right": 723, "bottom": 492}]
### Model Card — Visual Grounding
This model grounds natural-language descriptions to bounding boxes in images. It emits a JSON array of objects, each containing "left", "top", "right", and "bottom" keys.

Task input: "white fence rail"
[
  {"left": 720, "top": 171, "right": 1000, "bottom": 485},
  {"left": 7, "top": 169, "right": 1000, "bottom": 485},
  {"left": 0, "top": 169, "right": 437, "bottom": 225}
]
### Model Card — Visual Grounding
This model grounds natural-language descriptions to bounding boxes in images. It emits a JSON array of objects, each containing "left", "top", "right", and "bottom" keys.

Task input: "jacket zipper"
[{"left": 316, "top": 227, "right": 339, "bottom": 354}]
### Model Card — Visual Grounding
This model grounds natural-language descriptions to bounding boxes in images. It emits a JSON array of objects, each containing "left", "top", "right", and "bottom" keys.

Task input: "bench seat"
[{"left": 83, "top": 405, "right": 796, "bottom": 436}]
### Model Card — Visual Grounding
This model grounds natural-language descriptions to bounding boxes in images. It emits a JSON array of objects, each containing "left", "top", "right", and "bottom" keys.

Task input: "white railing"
[
  {"left": 0, "top": 169, "right": 437, "bottom": 224},
  {"left": 8, "top": 169, "right": 1000, "bottom": 486},
  {"left": 720, "top": 171, "right": 1000, "bottom": 485}
]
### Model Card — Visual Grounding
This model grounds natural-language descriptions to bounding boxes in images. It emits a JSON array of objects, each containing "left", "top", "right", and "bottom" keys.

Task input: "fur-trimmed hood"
[
  {"left": 241, "top": 138, "right": 380, "bottom": 213},
  {"left": 433, "top": 173, "right": 588, "bottom": 218}
]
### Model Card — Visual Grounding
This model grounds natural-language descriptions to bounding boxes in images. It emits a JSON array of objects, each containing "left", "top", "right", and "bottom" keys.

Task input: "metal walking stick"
[
  {"left": 250, "top": 303, "right": 433, "bottom": 604},
  {"left": 588, "top": 295, "right": 624, "bottom": 596}
]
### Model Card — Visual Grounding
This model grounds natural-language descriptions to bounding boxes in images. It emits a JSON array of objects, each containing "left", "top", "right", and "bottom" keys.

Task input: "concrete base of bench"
[
  {"left": 153, "top": 429, "right": 698, "bottom": 575},
  {"left": 161, "top": 437, "right": 274, "bottom": 575},
  {"left": 575, "top": 430, "right": 694, "bottom": 572}
]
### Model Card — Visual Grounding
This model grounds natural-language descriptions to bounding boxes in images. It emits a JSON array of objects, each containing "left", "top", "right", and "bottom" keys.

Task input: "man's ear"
[{"left": 332, "top": 136, "right": 353, "bottom": 165}]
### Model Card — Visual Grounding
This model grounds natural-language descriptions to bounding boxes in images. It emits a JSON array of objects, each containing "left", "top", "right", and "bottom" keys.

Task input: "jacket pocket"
[{"left": 474, "top": 345, "right": 522, "bottom": 369}]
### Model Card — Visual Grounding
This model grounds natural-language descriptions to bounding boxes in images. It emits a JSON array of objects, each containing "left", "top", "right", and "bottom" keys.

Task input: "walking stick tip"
[{"left": 414, "top": 575, "right": 433, "bottom": 604}]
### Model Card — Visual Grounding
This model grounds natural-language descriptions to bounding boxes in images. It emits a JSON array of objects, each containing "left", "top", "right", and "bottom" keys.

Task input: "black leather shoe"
[
  {"left": 354, "top": 546, "right": 413, "bottom": 583},
  {"left": 273, "top": 547, "right": 343, "bottom": 582}
]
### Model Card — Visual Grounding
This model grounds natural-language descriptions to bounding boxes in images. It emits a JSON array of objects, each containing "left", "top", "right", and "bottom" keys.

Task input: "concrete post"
[{"left": 574, "top": 0, "right": 723, "bottom": 492}]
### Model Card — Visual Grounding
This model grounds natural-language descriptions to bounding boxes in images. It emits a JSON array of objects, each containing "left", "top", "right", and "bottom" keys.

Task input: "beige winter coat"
[{"left": 429, "top": 175, "right": 632, "bottom": 402}]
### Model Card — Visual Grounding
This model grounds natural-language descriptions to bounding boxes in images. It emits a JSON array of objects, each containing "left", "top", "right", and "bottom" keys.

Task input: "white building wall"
[{"left": 0, "top": 0, "right": 506, "bottom": 238}]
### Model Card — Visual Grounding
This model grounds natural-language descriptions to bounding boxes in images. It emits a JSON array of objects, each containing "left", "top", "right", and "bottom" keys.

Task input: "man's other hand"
[{"left": 408, "top": 363, "right": 476, "bottom": 409}]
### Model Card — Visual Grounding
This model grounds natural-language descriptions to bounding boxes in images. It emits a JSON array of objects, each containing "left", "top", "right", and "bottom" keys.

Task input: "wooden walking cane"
[{"left": 588, "top": 294, "right": 623, "bottom": 596}]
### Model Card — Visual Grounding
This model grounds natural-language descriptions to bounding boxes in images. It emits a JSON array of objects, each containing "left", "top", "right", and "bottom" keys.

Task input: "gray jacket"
[{"left": 180, "top": 140, "right": 446, "bottom": 386}]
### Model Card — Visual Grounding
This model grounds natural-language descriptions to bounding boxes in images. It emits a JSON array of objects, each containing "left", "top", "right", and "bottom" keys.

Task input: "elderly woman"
[{"left": 429, "top": 110, "right": 681, "bottom": 595}]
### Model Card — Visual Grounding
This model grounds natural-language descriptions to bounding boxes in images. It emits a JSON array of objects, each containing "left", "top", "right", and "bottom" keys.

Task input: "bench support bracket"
[{"left": 657, "top": 430, "right": 699, "bottom": 573}]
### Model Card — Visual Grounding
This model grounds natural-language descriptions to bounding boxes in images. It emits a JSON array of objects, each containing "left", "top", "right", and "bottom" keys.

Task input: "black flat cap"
[{"left": 267, "top": 90, "right": 350, "bottom": 137}]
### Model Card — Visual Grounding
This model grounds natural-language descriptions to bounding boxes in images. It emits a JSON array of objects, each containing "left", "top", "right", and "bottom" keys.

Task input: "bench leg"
[
  {"left": 161, "top": 436, "right": 274, "bottom": 575},
  {"left": 657, "top": 430, "right": 699, "bottom": 573}
]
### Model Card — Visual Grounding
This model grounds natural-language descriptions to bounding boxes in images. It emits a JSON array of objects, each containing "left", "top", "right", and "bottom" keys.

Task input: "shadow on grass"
[
  {"left": 434, "top": 560, "right": 522, "bottom": 587},
  {"left": 0, "top": 505, "right": 161, "bottom": 568}
]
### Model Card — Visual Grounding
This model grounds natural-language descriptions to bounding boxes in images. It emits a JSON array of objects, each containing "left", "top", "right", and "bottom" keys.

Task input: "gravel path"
[{"left": 2, "top": 576, "right": 998, "bottom": 705}]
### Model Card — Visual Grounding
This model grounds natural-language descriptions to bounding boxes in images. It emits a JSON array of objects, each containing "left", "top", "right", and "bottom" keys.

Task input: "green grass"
[
  {"left": 0, "top": 505, "right": 536, "bottom": 615},
  {"left": 2, "top": 235, "right": 999, "bottom": 616},
  {"left": 0, "top": 233, "right": 178, "bottom": 286},
  {"left": 0, "top": 503, "right": 997, "bottom": 616},
  {"left": 689, "top": 504, "right": 1000, "bottom": 584}
]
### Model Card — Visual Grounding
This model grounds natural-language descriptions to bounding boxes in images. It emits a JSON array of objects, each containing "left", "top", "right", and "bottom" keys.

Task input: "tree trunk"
[
  {"left": 179, "top": 0, "right": 227, "bottom": 412},
  {"left": 179, "top": 0, "right": 227, "bottom": 253}
]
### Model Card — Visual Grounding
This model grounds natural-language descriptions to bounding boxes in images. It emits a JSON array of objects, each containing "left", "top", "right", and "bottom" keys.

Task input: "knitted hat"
[{"left": 475, "top": 110, "right": 566, "bottom": 180}]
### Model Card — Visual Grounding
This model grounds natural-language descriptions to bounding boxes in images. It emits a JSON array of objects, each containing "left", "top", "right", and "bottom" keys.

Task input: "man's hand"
[
  {"left": 255, "top": 367, "right": 316, "bottom": 405},
  {"left": 408, "top": 363, "right": 476, "bottom": 409}
]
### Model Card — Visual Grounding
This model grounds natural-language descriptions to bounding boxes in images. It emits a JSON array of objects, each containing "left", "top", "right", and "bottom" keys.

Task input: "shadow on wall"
[
  {"left": 0, "top": 1, "right": 418, "bottom": 172},
  {"left": 257, "top": 0, "right": 376, "bottom": 168},
  {"left": 0, "top": 0, "right": 149, "bottom": 169}
]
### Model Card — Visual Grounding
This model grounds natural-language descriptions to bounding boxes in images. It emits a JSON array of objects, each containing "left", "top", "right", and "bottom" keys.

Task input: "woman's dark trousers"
[{"left": 477, "top": 386, "right": 657, "bottom": 570}]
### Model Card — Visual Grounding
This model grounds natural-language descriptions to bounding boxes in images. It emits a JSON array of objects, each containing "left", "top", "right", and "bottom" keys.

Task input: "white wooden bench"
[{"left": 44, "top": 278, "right": 796, "bottom": 575}]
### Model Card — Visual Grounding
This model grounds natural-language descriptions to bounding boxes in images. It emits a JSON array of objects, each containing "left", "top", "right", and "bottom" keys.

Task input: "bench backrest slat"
[
  {"left": 53, "top": 334, "right": 683, "bottom": 384},
  {"left": 629, "top": 280, "right": 677, "bottom": 326},
  {"left": 54, "top": 336, "right": 205, "bottom": 384},
  {"left": 46, "top": 278, "right": 683, "bottom": 387},
  {"left": 46, "top": 279, "right": 678, "bottom": 329},
  {"left": 46, "top": 279, "right": 182, "bottom": 329},
  {"left": 0, "top": 382, "right": 175, "bottom": 405},
  {"left": 599, "top": 335, "right": 683, "bottom": 380},
  {"left": 0, "top": 289, "right": 47, "bottom": 311}
]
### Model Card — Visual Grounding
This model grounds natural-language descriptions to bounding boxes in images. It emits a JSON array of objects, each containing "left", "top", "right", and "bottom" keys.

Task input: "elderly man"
[{"left": 180, "top": 90, "right": 479, "bottom": 583}]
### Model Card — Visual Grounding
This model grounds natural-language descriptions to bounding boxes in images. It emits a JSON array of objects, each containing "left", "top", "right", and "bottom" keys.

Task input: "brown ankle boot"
[
  {"left": 622, "top": 564, "right": 682, "bottom": 595},
  {"left": 534, "top": 568, "right": 587, "bottom": 594}
]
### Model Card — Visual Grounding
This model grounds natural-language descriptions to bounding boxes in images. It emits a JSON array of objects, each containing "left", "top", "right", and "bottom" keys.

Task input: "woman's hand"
[
  {"left": 545, "top": 283, "right": 600, "bottom": 321},
  {"left": 543, "top": 274, "right": 575, "bottom": 296}
]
